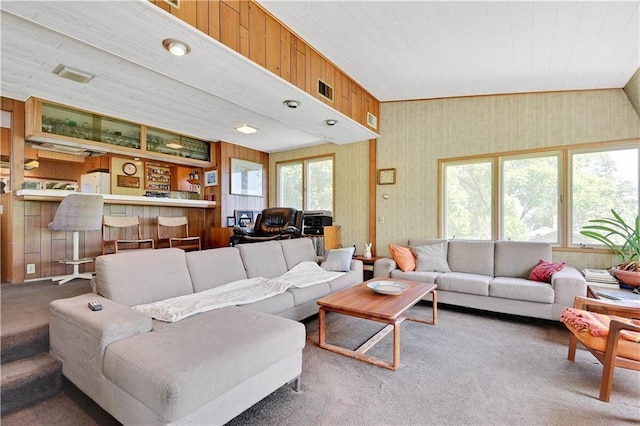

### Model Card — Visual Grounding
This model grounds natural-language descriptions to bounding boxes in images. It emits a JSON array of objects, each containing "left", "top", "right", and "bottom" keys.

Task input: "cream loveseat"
[
  {"left": 49, "top": 239, "right": 363, "bottom": 425},
  {"left": 373, "top": 239, "right": 586, "bottom": 321}
]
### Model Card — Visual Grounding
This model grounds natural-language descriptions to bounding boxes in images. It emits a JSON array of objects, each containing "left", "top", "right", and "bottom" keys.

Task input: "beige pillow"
[{"left": 410, "top": 243, "right": 451, "bottom": 272}]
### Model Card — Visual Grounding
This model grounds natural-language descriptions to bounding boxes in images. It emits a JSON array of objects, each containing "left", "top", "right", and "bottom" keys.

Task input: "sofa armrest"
[
  {"left": 373, "top": 257, "right": 397, "bottom": 278},
  {"left": 551, "top": 266, "right": 587, "bottom": 308},
  {"left": 350, "top": 259, "right": 363, "bottom": 275},
  {"left": 49, "top": 293, "right": 152, "bottom": 401}
]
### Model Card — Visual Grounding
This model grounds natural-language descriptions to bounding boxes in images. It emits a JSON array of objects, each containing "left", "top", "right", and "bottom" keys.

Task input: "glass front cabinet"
[{"left": 25, "top": 98, "right": 212, "bottom": 167}]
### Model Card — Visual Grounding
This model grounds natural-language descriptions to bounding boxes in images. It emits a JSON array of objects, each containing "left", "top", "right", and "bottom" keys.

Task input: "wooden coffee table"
[{"left": 317, "top": 278, "right": 437, "bottom": 370}]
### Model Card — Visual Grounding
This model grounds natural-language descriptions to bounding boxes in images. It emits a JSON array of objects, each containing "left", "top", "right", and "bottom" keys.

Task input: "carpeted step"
[
  {"left": 1, "top": 324, "right": 49, "bottom": 364},
  {"left": 0, "top": 352, "right": 62, "bottom": 415}
]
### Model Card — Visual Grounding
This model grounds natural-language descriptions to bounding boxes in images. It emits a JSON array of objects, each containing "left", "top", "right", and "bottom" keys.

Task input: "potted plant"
[{"left": 580, "top": 209, "right": 640, "bottom": 286}]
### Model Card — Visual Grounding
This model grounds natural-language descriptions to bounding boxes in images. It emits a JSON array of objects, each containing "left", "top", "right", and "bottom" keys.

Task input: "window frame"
[
  {"left": 276, "top": 154, "right": 335, "bottom": 213},
  {"left": 499, "top": 151, "right": 562, "bottom": 244},
  {"left": 441, "top": 157, "right": 495, "bottom": 240},
  {"left": 438, "top": 138, "right": 638, "bottom": 252},
  {"left": 568, "top": 144, "right": 640, "bottom": 248}
]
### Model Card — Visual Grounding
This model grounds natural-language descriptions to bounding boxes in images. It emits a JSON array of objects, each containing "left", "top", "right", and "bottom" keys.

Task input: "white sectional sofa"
[
  {"left": 373, "top": 239, "right": 586, "bottom": 321},
  {"left": 49, "top": 238, "right": 363, "bottom": 425}
]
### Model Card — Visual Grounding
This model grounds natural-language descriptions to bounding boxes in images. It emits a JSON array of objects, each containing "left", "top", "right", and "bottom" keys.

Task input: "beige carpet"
[
  {"left": 228, "top": 304, "right": 639, "bottom": 426},
  {"left": 2, "top": 296, "right": 639, "bottom": 425}
]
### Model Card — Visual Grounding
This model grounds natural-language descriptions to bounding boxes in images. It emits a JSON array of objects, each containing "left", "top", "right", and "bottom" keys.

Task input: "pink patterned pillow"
[{"left": 528, "top": 260, "right": 566, "bottom": 283}]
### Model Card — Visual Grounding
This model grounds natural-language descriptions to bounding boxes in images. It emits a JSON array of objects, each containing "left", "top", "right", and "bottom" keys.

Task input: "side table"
[
  {"left": 586, "top": 282, "right": 640, "bottom": 317},
  {"left": 353, "top": 255, "right": 383, "bottom": 280}
]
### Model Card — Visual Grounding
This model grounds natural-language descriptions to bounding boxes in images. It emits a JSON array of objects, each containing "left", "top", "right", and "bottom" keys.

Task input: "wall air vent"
[
  {"left": 367, "top": 112, "right": 378, "bottom": 129},
  {"left": 317, "top": 79, "right": 333, "bottom": 102},
  {"left": 163, "top": 0, "right": 180, "bottom": 7}
]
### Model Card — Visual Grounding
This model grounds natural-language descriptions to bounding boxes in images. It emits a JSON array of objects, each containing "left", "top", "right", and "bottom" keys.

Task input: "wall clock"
[
  {"left": 122, "top": 162, "right": 137, "bottom": 176},
  {"left": 377, "top": 168, "right": 396, "bottom": 185}
]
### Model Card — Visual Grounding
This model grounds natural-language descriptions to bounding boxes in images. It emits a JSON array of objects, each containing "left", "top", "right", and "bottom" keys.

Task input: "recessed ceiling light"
[
  {"left": 323, "top": 119, "right": 338, "bottom": 126},
  {"left": 235, "top": 124, "right": 258, "bottom": 134},
  {"left": 52, "top": 64, "right": 95, "bottom": 83},
  {"left": 283, "top": 100, "right": 301, "bottom": 108},
  {"left": 162, "top": 38, "right": 191, "bottom": 56}
]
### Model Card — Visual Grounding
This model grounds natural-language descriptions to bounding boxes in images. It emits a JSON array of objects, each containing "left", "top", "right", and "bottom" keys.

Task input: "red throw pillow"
[
  {"left": 529, "top": 260, "right": 566, "bottom": 283},
  {"left": 388, "top": 244, "right": 415, "bottom": 272}
]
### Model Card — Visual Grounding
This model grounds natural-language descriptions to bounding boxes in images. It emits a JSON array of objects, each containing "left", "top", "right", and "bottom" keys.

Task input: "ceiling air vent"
[
  {"left": 367, "top": 112, "right": 378, "bottom": 129},
  {"left": 318, "top": 79, "right": 333, "bottom": 102},
  {"left": 52, "top": 64, "right": 95, "bottom": 84}
]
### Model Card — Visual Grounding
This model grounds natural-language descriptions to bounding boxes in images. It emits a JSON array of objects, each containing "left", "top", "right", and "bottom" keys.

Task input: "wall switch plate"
[{"left": 26, "top": 264, "right": 36, "bottom": 274}]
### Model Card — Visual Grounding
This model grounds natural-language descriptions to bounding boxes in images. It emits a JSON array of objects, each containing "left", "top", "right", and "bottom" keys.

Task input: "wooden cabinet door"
[{"left": 171, "top": 165, "right": 192, "bottom": 191}]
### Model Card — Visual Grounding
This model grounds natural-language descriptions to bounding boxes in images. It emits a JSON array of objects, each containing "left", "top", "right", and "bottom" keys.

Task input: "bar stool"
[
  {"left": 48, "top": 193, "right": 104, "bottom": 285},
  {"left": 157, "top": 216, "right": 201, "bottom": 251},
  {"left": 102, "top": 215, "right": 154, "bottom": 254}
]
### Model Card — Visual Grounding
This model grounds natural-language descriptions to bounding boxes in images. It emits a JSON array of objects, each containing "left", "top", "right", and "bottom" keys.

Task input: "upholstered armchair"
[{"left": 231, "top": 207, "right": 303, "bottom": 246}]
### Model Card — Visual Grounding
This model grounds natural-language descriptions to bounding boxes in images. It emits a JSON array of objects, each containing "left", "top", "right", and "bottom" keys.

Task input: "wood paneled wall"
[
  {"left": 15, "top": 200, "right": 212, "bottom": 283},
  {"left": 150, "top": 0, "right": 380, "bottom": 130},
  {"left": 217, "top": 141, "right": 269, "bottom": 226}
]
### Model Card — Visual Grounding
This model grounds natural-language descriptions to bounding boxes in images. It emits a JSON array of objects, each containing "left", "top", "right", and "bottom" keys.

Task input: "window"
[
  {"left": 277, "top": 156, "right": 333, "bottom": 212},
  {"left": 571, "top": 147, "right": 639, "bottom": 246},
  {"left": 278, "top": 162, "right": 303, "bottom": 209},
  {"left": 440, "top": 139, "right": 638, "bottom": 247},
  {"left": 501, "top": 154, "right": 560, "bottom": 243},
  {"left": 443, "top": 160, "right": 492, "bottom": 239}
]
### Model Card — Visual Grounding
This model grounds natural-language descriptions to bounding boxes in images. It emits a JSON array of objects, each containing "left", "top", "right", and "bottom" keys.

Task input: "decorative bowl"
[
  {"left": 367, "top": 281, "right": 410, "bottom": 295},
  {"left": 612, "top": 268, "right": 640, "bottom": 287}
]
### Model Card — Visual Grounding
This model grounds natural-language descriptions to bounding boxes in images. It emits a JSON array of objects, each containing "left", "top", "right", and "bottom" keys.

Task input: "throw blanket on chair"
[
  {"left": 133, "top": 261, "right": 345, "bottom": 322},
  {"left": 560, "top": 308, "right": 640, "bottom": 343}
]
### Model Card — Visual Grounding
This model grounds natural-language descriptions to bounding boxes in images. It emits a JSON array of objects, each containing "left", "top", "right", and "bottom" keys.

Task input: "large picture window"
[
  {"left": 571, "top": 147, "right": 638, "bottom": 246},
  {"left": 277, "top": 155, "right": 334, "bottom": 212},
  {"left": 440, "top": 139, "right": 638, "bottom": 248},
  {"left": 501, "top": 154, "right": 560, "bottom": 243},
  {"left": 443, "top": 160, "right": 492, "bottom": 240}
]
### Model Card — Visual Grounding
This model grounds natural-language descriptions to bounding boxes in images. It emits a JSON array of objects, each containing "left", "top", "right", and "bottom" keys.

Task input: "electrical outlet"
[
  {"left": 26, "top": 264, "right": 36, "bottom": 274},
  {"left": 378, "top": 216, "right": 385, "bottom": 224}
]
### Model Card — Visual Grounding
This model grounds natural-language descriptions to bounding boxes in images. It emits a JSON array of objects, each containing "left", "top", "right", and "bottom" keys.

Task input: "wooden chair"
[
  {"left": 561, "top": 296, "right": 640, "bottom": 402},
  {"left": 156, "top": 216, "right": 201, "bottom": 251},
  {"left": 48, "top": 194, "right": 104, "bottom": 284},
  {"left": 102, "top": 215, "right": 154, "bottom": 254}
]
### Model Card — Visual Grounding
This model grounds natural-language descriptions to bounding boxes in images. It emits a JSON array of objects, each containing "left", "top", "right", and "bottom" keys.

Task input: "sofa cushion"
[
  {"left": 280, "top": 238, "right": 318, "bottom": 269},
  {"left": 388, "top": 244, "right": 415, "bottom": 272},
  {"left": 489, "top": 277, "right": 555, "bottom": 303},
  {"left": 237, "top": 241, "right": 288, "bottom": 278},
  {"left": 494, "top": 241, "right": 552, "bottom": 278},
  {"left": 186, "top": 247, "right": 248, "bottom": 292},
  {"left": 288, "top": 282, "right": 331, "bottom": 306},
  {"left": 447, "top": 240, "right": 495, "bottom": 276},
  {"left": 435, "top": 272, "right": 492, "bottom": 296},
  {"left": 95, "top": 248, "right": 193, "bottom": 306},
  {"left": 411, "top": 243, "right": 451, "bottom": 272},
  {"left": 390, "top": 270, "right": 440, "bottom": 284},
  {"left": 240, "top": 291, "right": 295, "bottom": 316},
  {"left": 408, "top": 238, "right": 448, "bottom": 256},
  {"left": 103, "top": 306, "right": 304, "bottom": 423}
]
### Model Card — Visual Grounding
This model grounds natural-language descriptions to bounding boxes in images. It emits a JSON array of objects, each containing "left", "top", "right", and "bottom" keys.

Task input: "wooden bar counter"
[{"left": 2, "top": 190, "right": 216, "bottom": 283}]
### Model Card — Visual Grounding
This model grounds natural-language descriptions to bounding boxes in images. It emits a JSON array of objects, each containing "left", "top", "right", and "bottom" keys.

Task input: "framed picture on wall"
[
  {"left": 230, "top": 158, "right": 263, "bottom": 197},
  {"left": 204, "top": 169, "right": 218, "bottom": 187},
  {"left": 235, "top": 210, "right": 254, "bottom": 227},
  {"left": 226, "top": 216, "right": 236, "bottom": 227}
]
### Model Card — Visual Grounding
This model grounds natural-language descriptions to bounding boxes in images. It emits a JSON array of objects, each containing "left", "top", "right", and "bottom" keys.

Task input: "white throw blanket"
[{"left": 132, "top": 261, "right": 345, "bottom": 322}]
